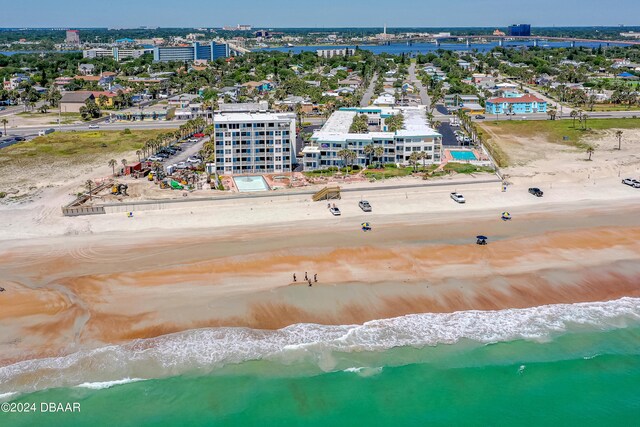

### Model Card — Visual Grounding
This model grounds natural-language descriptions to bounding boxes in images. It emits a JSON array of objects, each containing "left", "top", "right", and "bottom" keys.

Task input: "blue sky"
[{"left": 3, "top": 0, "right": 640, "bottom": 28}]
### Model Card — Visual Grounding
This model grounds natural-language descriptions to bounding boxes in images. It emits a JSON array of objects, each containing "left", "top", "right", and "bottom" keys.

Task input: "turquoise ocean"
[{"left": 1, "top": 297, "right": 639, "bottom": 426}]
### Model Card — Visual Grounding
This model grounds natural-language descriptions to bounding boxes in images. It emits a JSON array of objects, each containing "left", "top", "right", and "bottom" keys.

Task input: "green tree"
[
  {"left": 1, "top": 118, "right": 8, "bottom": 136},
  {"left": 570, "top": 110, "right": 578, "bottom": 128},
  {"left": 79, "top": 99, "right": 101, "bottom": 120},
  {"left": 46, "top": 87, "right": 62, "bottom": 107},
  {"left": 586, "top": 146, "right": 594, "bottom": 161},
  {"left": 615, "top": 130, "right": 623, "bottom": 150},
  {"left": 363, "top": 144, "right": 375, "bottom": 167},
  {"left": 108, "top": 159, "right": 117, "bottom": 176},
  {"left": 38, "top": 104, "right": 50, "bottom": 114}
]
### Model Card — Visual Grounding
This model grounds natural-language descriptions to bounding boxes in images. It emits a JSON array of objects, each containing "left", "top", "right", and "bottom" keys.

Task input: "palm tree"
[
  {"left": 419, "top": 151, "right": 432, "bottom": 171},
  {"left": 121, "top": 159, "right": 127, "bottom": 173},
  {"left": 85, "top": 180, "right": 94, "bottom": 201},
  {"left": 581, "top": 114, "right": 589, "bottom": 130},
  {"left": 615, "top": 130, "right": 623, "bottom": 150},
  {"left": 586, "top": 146, "right": 594, "bottom": 161},
  {"left": 294, "top": 103, "right": 303, "bottom": 129},
  {"left": 108, "top": 159, "right": 117, "bottom": 176},
  {"left": 337, "top": 148, "right": 357, "bottom": 173},
  {"left": 363, "top": 144, "right": 375, "bottom": 167},
  {"left": 1, "top": 118, "right": 7, "bottom": 136},
  {"left": 506, "top": 104, "right": 514, "bottom": 120},
  {"left": 568, "top": 110, "right": 577, "bottom": 128},
  {"left": 373, "top": 146, "right": 384, "bottom": 167},
  {"left": 136, "top": 150, "right": 142, "bottom": 162},
  {"left": 409, "top": 152, "right": 420, "bottom": 172}
]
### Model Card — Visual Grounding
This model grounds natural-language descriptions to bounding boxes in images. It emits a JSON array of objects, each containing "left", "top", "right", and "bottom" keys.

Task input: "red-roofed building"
[{"left": 485, "top": 94, "right": 547, "bottom": 115}]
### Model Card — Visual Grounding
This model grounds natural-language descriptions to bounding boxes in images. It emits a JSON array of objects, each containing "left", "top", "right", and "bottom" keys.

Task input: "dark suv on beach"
[{"left": 528, "top": 187, "right": 544, "bottom": 197}]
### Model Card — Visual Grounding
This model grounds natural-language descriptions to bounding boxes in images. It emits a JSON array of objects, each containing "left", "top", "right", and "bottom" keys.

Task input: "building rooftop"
[
  {"left": 314, "top": 107, "right": 440, "bottom": 142},
  {"left": 213, "top": 111, "right": 296, "bottom": 122},
  {"left": 487, "top": 94, "right": 545, "bottom": 104}
]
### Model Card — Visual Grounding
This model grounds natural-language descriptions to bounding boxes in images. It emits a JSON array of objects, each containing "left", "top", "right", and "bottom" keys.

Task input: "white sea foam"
[
  {"left": 343, "top": 367, "right": 384, "bottom": 377},
  {"left": 77, "top": 378, "right": 145, "bottom": 390},
  {"left": 0, "top": 392, "right": 17, "bottom": 401},
  {"left": 1, "top": 297, "right": 639, "bottom": 395}
]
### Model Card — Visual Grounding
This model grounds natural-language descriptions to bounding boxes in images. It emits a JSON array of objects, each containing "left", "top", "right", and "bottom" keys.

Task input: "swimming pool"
[
  {"left": 233, "top": 175, "right": 270, "bottom": 192},
  {"left": 449, "top": 150, "right": 478, "bottom": 161}
]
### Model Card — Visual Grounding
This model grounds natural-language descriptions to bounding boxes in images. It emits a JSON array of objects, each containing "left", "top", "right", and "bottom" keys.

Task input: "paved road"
[
  {"left": 7, "top": 120, "right": 180, "bottom": 137},
  {"left": 408, "top": 62, "right": 430, "bottom": 107},
  {"left": 360, "top": 72, "right": 378, "bottom": 107}
]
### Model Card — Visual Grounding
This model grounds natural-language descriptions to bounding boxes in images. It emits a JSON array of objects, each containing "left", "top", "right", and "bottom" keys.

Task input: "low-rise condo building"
[
  {"left": 213, "top": 111, "right": 296, "bottom": 175},
  {"left": 303, "top": 107, "right": 442, "bottom": 171},
  {"left": 485, "top": 94, "right": 547, "bottom": 115}
]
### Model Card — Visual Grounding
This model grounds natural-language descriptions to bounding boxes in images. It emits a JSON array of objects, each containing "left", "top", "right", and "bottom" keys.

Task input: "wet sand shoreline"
[{"left": 1, "top": 202, "right": 640, "bottom": 366}]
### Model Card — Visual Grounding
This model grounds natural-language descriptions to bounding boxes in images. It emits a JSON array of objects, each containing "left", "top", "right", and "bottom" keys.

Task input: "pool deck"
[{"left": 443, "top": 148, "right": 490, "bottom": 164}]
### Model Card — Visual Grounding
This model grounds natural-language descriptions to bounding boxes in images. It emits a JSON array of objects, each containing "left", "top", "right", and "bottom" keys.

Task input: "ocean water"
[{"left": 1, "top": 298, "right": 639, "bottom": 426}]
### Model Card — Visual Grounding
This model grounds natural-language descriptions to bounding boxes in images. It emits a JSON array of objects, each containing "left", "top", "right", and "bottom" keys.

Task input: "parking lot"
[
  {"left": 146, "top": 136, "right": 206, "bottom": 171},
  {"left": 439, "top": 123, "right": 462, "bottom": 146}
]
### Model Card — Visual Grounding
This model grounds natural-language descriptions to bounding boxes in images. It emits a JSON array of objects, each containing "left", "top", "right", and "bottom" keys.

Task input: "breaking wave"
[{"left": 1, "top": 297, "right": 639, "bottom": 396}]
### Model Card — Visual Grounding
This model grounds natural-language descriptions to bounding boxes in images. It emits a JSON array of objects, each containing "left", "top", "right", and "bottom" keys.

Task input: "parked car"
[
  {"left": 147, "top": 156, "right": 164, "bottom": 162},
  {"left": 88, "top": 125, "right": 99, "bottom": 129},
  {"left": 193, "top": 133, "right": 205, "bottom": 138},
  {"left": 529, "top": 187, "right": 544, "bottom": 197},
  {"left": 0, "top": 106, "right": 6, "bottom": 111},
  {"left": 475, "top": 115, "right": 485, "bottom": 119},
  {"left": 329, "top": 206, "right": 341, "bottom": 216},
  {"left": 38, "top": 128, "right": 55, "bottom": 136},
  {"left": 187, "top": 138, "right": 199, "bottom": 143},
  {"left": 176, "top": 161, "right": 188, "bottom": 169},
  {"left": 12, "top": 136, "right": 25, "bottom": 142},
  {"left": 358, "top": 200, "right": 372, "bottom": 212},
  {"left": 450, "top": 192, "right": 466, "bottom": 203},
  {"left": 622, "top": 178, "right": 640, "bottom": 188},
  {"left": 187, "top": 157, "right": 201, "bottom": 163}
]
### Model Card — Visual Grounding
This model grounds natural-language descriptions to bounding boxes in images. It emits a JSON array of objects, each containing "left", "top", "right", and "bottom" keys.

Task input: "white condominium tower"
[{"left": 213, "top": 111, "right": 296, "bottom": 175}]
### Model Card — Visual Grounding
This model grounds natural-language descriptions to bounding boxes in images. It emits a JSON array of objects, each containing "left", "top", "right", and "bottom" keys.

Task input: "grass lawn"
[
  {"left": 442, "top": 163, "right": 495, "bottom": 174},
  {"left": 588, "top": 104, "right": 640, "bottom": 112},
  {"left": 480, "top": 118, "right": 640, "bottom": 151},
  {"left": 363, "top": 166, "right": 415, "bottom": 179},
  {"left": 0, "top": 129, "right": 175, "bottom": 164}
]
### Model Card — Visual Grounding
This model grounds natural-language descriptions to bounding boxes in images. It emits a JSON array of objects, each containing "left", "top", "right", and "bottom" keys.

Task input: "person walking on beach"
[
  {"left": 308, "top": 279, "right": 312, "bottom": 287},
  {"left": 293, "top": 273, "right": 297, "bottom": 282},
  {"left": 314, "top": 274, "right": 317, "bottom": 283},
  {"left": 304, "top": 272, "right": 308, "bottom": 281}
]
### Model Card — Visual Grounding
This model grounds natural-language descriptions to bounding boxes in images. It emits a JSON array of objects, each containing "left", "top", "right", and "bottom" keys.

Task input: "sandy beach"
[{"left": 1, "top": 177, "right": 640, "bottom": 365}]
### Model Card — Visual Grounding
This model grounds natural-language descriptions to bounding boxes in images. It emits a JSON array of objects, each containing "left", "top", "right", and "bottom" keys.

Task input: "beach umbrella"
[
  {"left": 476, "top": 235, "right": 488, "bottom": 240},
  {"left": 361, "top": 222, "right": 371, "bottom": 228},
  {"left": 501, "top": 211, "right": 511, "bottom": 220}
]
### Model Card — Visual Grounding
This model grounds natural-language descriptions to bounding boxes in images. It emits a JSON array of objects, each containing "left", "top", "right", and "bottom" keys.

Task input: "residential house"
[
  {"left": 241, "top": 80, "right": 273, "bottom": 94},
  {"left": 337, "top": 76, "right": 363, "bottom": 89},
  {"left": 60, "top": 92, "right": 95, "bottom": 113},
  {"left": 168, "top": 93, "right": 201, "bottom": 108},
  {"left": 78, "top": 64, "right": 95, "bottom": 75}
]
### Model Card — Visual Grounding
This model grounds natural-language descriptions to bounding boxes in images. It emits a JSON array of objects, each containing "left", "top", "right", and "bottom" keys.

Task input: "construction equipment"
[
  {"left": 170, "top": 180, "right": 184, "bottom": 190},
  {"left": 111, "top": 183, "right": 129, "bottom": 196},
  {"left": 312, "top": 186, "right": 341, "bottom": 202}
]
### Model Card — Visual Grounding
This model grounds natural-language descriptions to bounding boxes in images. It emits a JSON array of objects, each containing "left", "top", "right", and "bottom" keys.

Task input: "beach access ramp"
[{"left": 312, "top": 186, "right": 341, "bottom": 201}]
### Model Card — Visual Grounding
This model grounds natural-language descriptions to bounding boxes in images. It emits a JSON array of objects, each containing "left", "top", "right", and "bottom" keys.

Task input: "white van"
[{"left": 38, "top": 128, "right": 55, "bottom": 136}]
